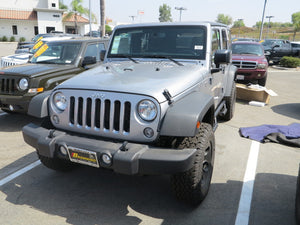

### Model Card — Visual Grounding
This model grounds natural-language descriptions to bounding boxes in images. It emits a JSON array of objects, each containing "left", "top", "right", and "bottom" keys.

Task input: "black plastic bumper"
[{"left": 22, "top": 123, "right": 197, "bottom": 175}]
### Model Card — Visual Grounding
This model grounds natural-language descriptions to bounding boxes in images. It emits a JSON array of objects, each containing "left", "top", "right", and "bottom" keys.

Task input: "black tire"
[
  {"left": 219, "top": 83, "right": 236, "bottom": 121},
  {"left": 171, "top": 123, "right": 215, "bottom": 206},
  {"left": 1, "top": 109, "right": 16, "bottom": 114},
  {"left": 258, "top": 74, "right": 267, "bottom": 87},
  {"left": 38, "top": 153, "right": 77, "bottom": 172},
  {"left": 295, "top": 164, "right": 300, "bottom": 224}
]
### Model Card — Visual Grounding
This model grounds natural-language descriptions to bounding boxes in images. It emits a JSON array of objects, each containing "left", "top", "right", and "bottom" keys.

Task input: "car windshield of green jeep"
[
  {"left": 30, "top": 42, "right": 81, "bottom": 64},
  {"left": 107, "top": 25, "right": 207, "bottom": 60},
  {"left": 232, "top": 44, "right": 264, "bottom": 56}
]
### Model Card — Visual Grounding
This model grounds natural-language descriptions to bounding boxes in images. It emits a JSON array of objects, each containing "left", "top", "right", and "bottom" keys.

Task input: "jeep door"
[{"left": 210, "top": 28, "right": 227, "bottom": 107}]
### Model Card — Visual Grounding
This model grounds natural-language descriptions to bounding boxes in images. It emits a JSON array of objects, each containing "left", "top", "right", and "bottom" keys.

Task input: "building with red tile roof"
[{"left": 0, "top": 0, "right": 90, "bottom": 41}]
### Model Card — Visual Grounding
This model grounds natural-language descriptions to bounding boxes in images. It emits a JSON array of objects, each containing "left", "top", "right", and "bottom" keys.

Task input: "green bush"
[
  {"left": 2, "top": 36, "right": 7, "bottom": 42},
  {"left": 19, "top": 37, "right": 26, "bottom": 42},
  {"left": 280, "top": 56, "right": 300, "bottom": 68},
  {"left": 10, "top": 36, "right": 15, "bottom": 42}
]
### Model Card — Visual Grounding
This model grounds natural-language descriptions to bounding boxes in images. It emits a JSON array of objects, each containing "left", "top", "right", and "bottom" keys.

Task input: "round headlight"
[
  {"left": 138, "top": 100, "right": 157, "bottom": 121},
  {"left": 53, "top": 92, "right": 67, "bottom": 111},
  {"left": 18, "top": 78, "right": 28, "bottom": 90}
]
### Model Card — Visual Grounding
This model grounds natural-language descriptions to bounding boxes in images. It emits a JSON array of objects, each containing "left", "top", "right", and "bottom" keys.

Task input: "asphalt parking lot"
[{"left": 0, "top": 44, "right": 300, "bottom": 224}]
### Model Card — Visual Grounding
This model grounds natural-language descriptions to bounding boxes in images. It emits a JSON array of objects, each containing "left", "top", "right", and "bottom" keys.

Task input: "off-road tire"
[
  {"left": 258, "top": 74, "right": 267, "bottom": 87},
  {"left": 220, "top": 83, "right": 236, "bottom": 121},
  {"left": 171, "top": 123, "right": 215, "bottom": 206},
  {"left": 295, "top": 164, "right": 300, "bottom": 224},
  {"left": 38, "top": 153, "right": 77, "bottom": 172}
]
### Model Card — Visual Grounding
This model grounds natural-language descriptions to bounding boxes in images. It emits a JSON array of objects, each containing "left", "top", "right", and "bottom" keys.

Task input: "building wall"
[
  {"left": 37, "top": 11, "right": 63, "bottom": 34},
  {"left": 0, "top": 20, "right": 37, "bottom": 41}
]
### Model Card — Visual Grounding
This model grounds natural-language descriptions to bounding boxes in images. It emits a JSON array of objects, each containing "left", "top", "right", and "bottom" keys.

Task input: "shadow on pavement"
[
  {"left": 0, "top": 163, "right": 298, "bottom": 225},
  {"left": 271, "top": 103, "right": 300, "bottom": 120},
  {"left": 0, "top": 113, "right": 42, "bottom": 132}
]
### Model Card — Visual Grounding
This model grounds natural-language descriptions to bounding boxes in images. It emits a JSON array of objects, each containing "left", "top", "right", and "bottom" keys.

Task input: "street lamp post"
[
  {"left": 266, "top": 15, "right": 274, "bottom": 39},
  {"left": 129, "top": 16, "right": 136, "bottom": 23},
  {"left": 259, "top": 0, "right": 267, "bottom": 40},
  {"left": 175, "top": 7, "right": 187, "bottom": 22}
]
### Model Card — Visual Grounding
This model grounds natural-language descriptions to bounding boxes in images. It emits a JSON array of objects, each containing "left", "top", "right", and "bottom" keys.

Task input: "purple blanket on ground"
[{"left": 239, "top": 123, "right": 300, "bottom": 147}]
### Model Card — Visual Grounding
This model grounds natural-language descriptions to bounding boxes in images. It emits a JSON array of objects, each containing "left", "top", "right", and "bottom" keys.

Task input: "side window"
[
  {"left": 211, "top": 29, "right": 221, "bottom": 54},
  {"left": 221, "top": 29, "right": 228, "bottom": 49},
  {"left": 84, "top": 43, "right": 105, "bottom": 61}
]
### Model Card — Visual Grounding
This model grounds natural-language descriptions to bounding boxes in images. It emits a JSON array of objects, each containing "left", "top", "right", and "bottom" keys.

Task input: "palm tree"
[
  {"left": 100, "top": 0, "right": 105, "bottom": 37},
  {"left": 63, "top": 0, "right": 89, "bottom": 34}
]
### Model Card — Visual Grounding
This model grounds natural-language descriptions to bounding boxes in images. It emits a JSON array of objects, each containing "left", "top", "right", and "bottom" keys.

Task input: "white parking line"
[
  {"left": 0, "top": 112, "right": 7, "bottom": 116},
  {"left": 0, "top": 160, "right": 41, "bottom": 187},
  {"left": 235, "top": 141, "right": 260, "bottom": 225}
]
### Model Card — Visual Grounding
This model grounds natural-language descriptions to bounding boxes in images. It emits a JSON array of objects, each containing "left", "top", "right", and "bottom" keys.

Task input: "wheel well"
[{"left": 201, "top": 106, "right": 214, "bottom": 127}]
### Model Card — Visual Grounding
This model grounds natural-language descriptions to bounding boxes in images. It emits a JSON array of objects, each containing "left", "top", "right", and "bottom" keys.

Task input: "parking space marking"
[
  {"left": 235, "top": 141, "right": 260, "bottom": 225},
  {"left": 0, "top": 112, "right": 7, "bottom": 116},
  {"left": 0, "top": 160, "right": 41, "bottom": 187}
]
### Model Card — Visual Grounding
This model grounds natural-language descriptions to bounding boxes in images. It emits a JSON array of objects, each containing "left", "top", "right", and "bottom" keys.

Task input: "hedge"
[{"left": 279, "top": 56, "right": 300, "bottom": 68}]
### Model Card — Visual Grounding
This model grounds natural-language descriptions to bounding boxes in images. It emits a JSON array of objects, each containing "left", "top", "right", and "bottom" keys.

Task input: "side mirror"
[
  {"left": 82, "top": 56, "right": 96, "bottom": 67},
  {"left": 100, "top": 50, "right": 106, "bottom": 61},
  {"left": 214, "top": 49, "right": 231, "bottom": 67}
]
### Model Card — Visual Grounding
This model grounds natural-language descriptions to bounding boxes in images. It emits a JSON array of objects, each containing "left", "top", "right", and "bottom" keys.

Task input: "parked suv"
[
  {"left": 232, "top": 41, "right": 268, "bottom": 86},
  {"left": 0, "top": 38, "right": 109, "bottom": 113},
  {"left": 23, "top": 22, "right": 236, "bottom": 205}
]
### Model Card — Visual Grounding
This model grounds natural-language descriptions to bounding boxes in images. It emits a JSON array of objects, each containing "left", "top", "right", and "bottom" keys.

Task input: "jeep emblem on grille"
[{"left": 90, "top": 92, "right": 105, "bottom": 99}]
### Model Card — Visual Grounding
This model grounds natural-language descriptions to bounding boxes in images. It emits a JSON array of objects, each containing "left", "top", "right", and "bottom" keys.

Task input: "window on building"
[
  {"left": 46, "top": 27, "right": 55, "bottom": 33},
  {"left": 52, "top": 3, "right": 56, "bottom": 7},
  {"left": 34, "top": 26, "right": 38, "bottom": 35},
  {"left": 12, "top": 25, "right": 18, "bottom": 35}
]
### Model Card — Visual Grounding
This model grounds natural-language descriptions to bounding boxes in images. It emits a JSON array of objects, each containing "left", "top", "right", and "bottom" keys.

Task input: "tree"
[
  {"left": 100, "top": 0, "right": 105, "bottom": 37},
  {"left": 105, "top": 25, "right": 112, "bottom": 35},
  {"left": 59, "top": 0, "right": 68, "bottom": 10},
  {"left": 233, "top": 19, "right": 245, "bottom": 28},
  {"left": 292, "top": 11, "right": 300, "bottom": 41},
  {"left": 63, "top": 0, "right": 89, "bottom": 34},
  {"left": 159, "top": 4, "right": 172, "bottom": 22},
  {"left": 216, "top": 14, "right": 232, "bottom": 26}
]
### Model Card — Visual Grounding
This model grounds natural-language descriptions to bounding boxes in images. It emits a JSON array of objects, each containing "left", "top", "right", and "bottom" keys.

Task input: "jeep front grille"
[
  {"left": 232, "top": 61, "right": 257, "bottom": 69},
  {"left": 69, "top": 96, "right": 131, "bottom": 133},
  {"left": 0, "top": 78, "right": 16, "bottom": 94}
]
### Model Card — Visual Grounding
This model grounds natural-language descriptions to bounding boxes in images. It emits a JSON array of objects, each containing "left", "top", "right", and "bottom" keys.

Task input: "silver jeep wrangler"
[{"left": 23, "top": 22, "right": 237, "bottom": 205}]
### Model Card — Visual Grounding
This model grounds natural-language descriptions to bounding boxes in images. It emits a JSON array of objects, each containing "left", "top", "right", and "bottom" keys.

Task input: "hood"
[
  {"left": 0, "top": 63, "right": 75, "bottom": 77},
  {"left": 58, "top": 61, "right": 206, "bottom": 103},
  {"left": 232, "top": 54, "right": 265, "bottom": 61}
]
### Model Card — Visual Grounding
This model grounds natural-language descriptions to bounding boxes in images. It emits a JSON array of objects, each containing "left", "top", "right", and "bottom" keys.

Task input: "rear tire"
[
  {"left": 220, "top": 84, "right": 236, "bottom": 121},
  {"left": 295, "top": 164, "right": 300, "bottom": 224},
  {"left": 171, "top": 123, "right": 215, "bottom": 206}
]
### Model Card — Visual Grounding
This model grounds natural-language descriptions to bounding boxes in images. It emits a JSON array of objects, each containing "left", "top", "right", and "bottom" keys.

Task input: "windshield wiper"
[
  {"left": 142, "top": 55, "right": 183, "bottom": 66},
  {"left": 111, "top": 54, "right": 139, "bottom": 63}
]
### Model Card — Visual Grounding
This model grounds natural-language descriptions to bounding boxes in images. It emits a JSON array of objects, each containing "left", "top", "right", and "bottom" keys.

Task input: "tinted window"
[
  {"left": 232, "top": 43, "right": 264, "bottom": 56},
  {"left": 84, "top": 43, "right": 105, "bottom": 61}
]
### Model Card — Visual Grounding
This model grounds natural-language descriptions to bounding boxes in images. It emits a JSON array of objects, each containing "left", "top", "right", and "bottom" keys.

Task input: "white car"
[{"left": 0, "top": 36, "right": 75, "bottom": 68}]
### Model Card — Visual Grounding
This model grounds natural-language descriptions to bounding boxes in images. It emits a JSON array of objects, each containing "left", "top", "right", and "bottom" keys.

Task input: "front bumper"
[
  {"left": 22, "top": 123, "right": 197, "bottom": 175},
  {"left": 0, "top": 95, "right": 32, "bottom": 112},
  {"left": 235, "top": 68, "right": 267, "bottom": 81}
]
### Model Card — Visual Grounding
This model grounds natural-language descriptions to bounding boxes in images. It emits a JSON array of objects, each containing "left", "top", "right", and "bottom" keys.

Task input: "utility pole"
[
  {"left": 238, "top": 19, "right": 243, "bottom": 37},
  {"left": 259, "top": 0, "right": 267, "bottom": 40},
  {"left": 175, "top": 7, "right": 187, "bottom": 22},
  {"left": 89, "top": 0, "right": 92, "bottom": 36},
  {"left": 266, "top": 15, "right": 274, "bottom": 39}
]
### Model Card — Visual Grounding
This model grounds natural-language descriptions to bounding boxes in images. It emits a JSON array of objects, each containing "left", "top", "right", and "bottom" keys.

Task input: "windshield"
[
  {"left": 30, "top": 42, "right": 81, "bottom": 64},
  {"left": 232, "top": 43, "right": 264, "bottom": 56},
  {"left": 107, "top": 25, "right": 207, "bottom": 60}
]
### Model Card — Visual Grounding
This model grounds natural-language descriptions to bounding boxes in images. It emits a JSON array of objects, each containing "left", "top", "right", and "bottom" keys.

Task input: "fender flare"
[
  {"left": 27, "top": 91, "right": 51, "bottom": 118},
  {"left": 224, "top": 64, "right": 237, "bottom": 97},
  {"left": 159, "top": 92, "right": 214, "bottom": 137}
]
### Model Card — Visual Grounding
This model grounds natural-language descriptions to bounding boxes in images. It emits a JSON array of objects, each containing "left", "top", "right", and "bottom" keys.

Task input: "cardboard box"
[{"left": 236, "top": 84, "right": 275, "bottom": 104}]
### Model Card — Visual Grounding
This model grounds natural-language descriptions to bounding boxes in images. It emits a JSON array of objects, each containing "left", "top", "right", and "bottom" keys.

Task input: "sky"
[{"left": 62, "top": 0, "right": 300, "bottom": 27}]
